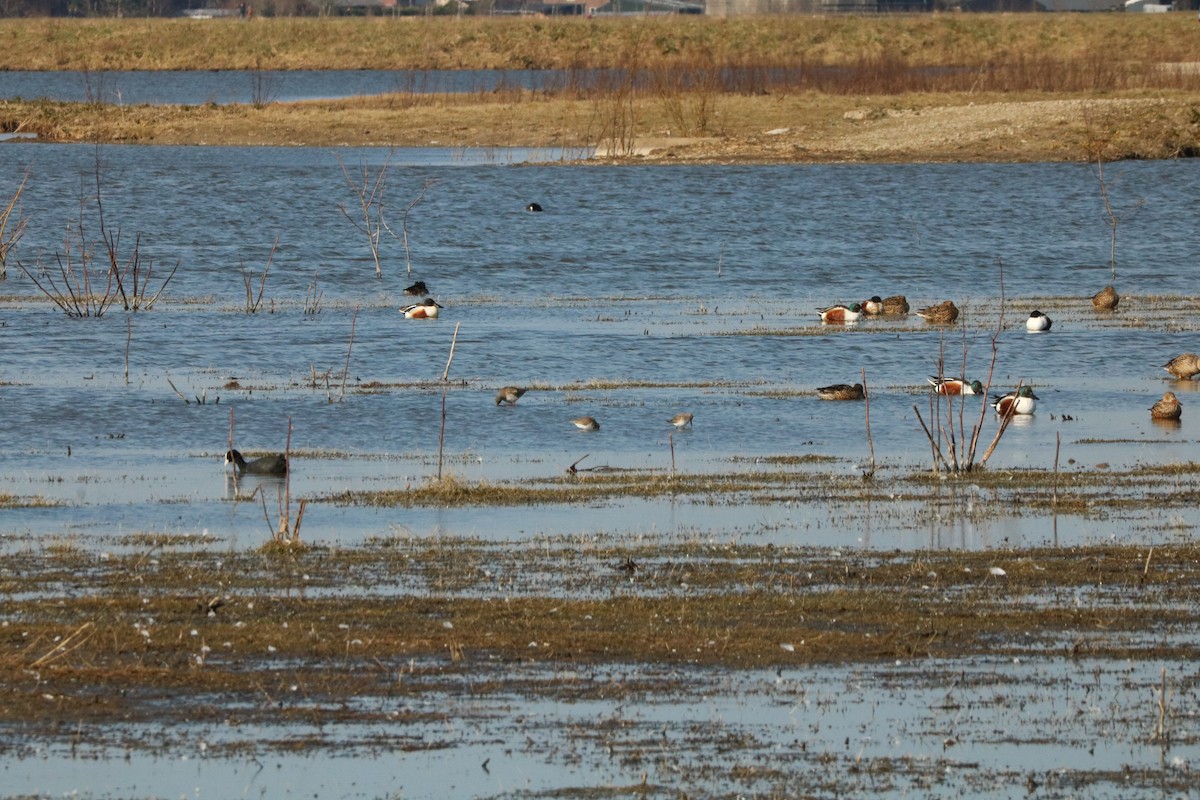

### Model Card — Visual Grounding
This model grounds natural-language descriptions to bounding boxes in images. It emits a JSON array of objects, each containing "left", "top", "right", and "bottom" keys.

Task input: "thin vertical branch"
[
  {"left": 438, "top": 322, "right": 462, "bottom": 482},
  {"left": 861, "top": 367, "right": 875, "bottom": 479},
  {"left": 339, "top": 306, "right": 359, "bottom": 402},
  {"left": 124, "top": 316, "right": 132, "bottom": 385}
]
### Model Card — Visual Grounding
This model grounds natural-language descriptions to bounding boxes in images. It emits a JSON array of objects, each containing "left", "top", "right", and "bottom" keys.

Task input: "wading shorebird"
[{"left": 494, "top": 386, "right": 527, "bottom": 406}]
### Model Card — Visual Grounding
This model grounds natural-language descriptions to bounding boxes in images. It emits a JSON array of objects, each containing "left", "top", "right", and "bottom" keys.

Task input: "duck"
[
  {"left": 526, "top": 202, "right": 543, "bottom": 212},
  {"left": 669, "top": 412, "right": 694, "bottom": 429},
  {"left": 571, "top": 416, "right": 600, "bottom": 431},
  {"left": 403, "top": 280, "right": 428, "bottom": 296},
  {"left": 916, "top": 300, "right": 959, "bottom": 324},
  {"left": 817, "top": 383, "right": 865, "bottom": 401},
  {"left": 991, "top": 386, "right": 1038, "bottom": 416},
  {"left": 882, "top": 295, "right": 910, "bottom": 315},
  {"left": 861, "top": 296, "right": 884, "bottom": 315},
  {"left": 1025, "top": 310, "right": 1053, "bottom": 332},
  {"left": 1092, "top": 285, "right": 1119, "bottom": 310},
  {"left": 400, "top": 297, "right": 443, "bottom": 319},
  {"left": 818, "top": 303, "right": 862, "bottom": 324},
  {"left": 224, "top": 449, "right": 288, "bottom": 476},
  {"left": 927, "top": 377, "right": 984, "bottom": 396},
  {"left": 1150, "top": 391, "right": 1182, "bottom": 420},
  {"left": 494, "top": 386, "right": 527, "bottom": 406},
  {"left": 1162, "top": 353, "right": 1200, "bottom": 381}
]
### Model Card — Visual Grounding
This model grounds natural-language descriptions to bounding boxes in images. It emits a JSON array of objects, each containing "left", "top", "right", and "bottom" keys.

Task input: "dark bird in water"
[
  {"left": 225, "top": 449, "right": 288, "bottom": 476},
  {"left": 526, "top": 203, "right": 543, "bottom": 212},
  {"left": 403, "top": 281, "right": 429, "bottom": 296}
]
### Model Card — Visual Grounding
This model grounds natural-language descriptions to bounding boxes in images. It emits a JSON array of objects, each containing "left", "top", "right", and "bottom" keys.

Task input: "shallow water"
[
  {"left": 0, "top": 68, "right": 583, "bottom": 105},
  {"left": 2, "top": 146, "right": 1200, "bottom": 552},
  {"left": 3, "top": 657, "right": 1197, "bottom": 799}
]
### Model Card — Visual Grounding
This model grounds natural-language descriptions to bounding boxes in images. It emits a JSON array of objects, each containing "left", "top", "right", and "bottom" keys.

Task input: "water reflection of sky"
[
  {"left": 0, "top": 69, "right": 585, "bottom": 105},
  {"left": 5, "top": 658, "right": 1195, "bottom": 799}
]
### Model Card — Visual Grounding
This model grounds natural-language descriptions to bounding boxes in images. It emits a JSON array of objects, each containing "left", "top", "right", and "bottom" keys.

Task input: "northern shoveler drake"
[
  {"left": 991, "top": 386, "right": 1038, "bottom": 416},
  {"left": 400, "top": 298, "right": 443, "bottom": 319},
  {"left": 817, "top": 383, "right": 865, "bottom": 401},
  {"left": 916, "top": 300, "right": 959, "bottom": 324},
  {"left": 572, "top": 416, "right": 600, "bottom": 431},
  {"left": 1026, "top": 310, "right": 1053, "bottom": 332},
  {"left": 819, "top": 303, "right": 862, "bottom": 324},
  {"left": 495, "top": 386, "right": 527, "bottom": 406},
  {"left": 882, "top": 295, "right": 910, "bottom": 315},
  {"left": 224, "top": 449, "right": 288, "bottom": 476},
  {"left": 1163, "top": 353, "right": 1200, "bottom": 381},
  {"left": 526, "top": 202, "right": 543, "bottom": 212},
  {"left": 403, "top": 280, "right": 428, "bottom": 296},
  {"left": 927, "top": 377, "right": 984, "bottom": 396},
  {"left": 1151, "top": 391, "right": 1182, "bottom": 420},
  {"left": 669, "top": 412, "right": 694, "bottom": 429},
  {"left": 1092, "top": 285, "right": 1119, "bottom": 310},
  {"left": 861, "top": 296, "right": 884, "bottom": 315}
]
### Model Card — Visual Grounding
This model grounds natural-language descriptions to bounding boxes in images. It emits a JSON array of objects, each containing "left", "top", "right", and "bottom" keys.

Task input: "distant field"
[
  {"left": 1, "top": 13, "right": 1199, "bottom": 72},
  {"left": 3, "top": 13, "right": 1200, "bottom": 162}
]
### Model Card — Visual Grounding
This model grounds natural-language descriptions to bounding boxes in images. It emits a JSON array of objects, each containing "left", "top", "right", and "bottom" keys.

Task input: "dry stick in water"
[
  {"left": 669, "top": 432, "right": 676, "bottom": 475},
  {"left": 124, "top": 316, "right": 131, "bottom": 385},
  {"left": 228, "top": 406, "right": 237, "bottom": 495},
  {"left": 339, "top": 306, "right": 359, "bottom": 402},
  {"left": 1052, "top": 431, "right": 1061, "bottom": 508},
  {"left": 861, "top": 367, "right": 875, "bottom": 478},
  {"left": 438, "top": 322, "right": 462, "bottom": 481}
]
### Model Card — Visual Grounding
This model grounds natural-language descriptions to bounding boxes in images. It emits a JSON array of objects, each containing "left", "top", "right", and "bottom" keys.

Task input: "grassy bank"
[{"left": 3, "top": 14, "right": 1200, "bottom": 162}]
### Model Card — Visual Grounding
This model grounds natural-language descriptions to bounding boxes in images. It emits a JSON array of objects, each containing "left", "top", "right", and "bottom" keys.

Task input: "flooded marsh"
[{"left": 3, "top": 146, "right": 1200, "bottom": 797}]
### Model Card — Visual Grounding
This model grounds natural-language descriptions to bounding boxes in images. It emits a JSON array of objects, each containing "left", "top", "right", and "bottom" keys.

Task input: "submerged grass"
[{"left": 2, "top": 538, "right": 1200, "bottom": 738}]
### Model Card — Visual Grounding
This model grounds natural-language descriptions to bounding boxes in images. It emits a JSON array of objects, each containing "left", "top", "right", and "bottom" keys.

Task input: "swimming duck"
[
  {"left": 400, "top": 297, "right": 443, "bottom": 319},
  {"left": 495, "top": 386, "right": 527, "bottom": 406},
  {"left": 991, "top": 386, "right": 1038, "bottom": 416},
  {"left": 1162, "top": 353, "right": 1200, "bottom": 381},
  {"left": 526, "top": 202, "right": 543, "bottom": 212},
  {"left": 1025, "top": 310, "right": 1053, "bottom": 332},
  {"left": 861, "top": 296, "right": 884, "bottom": 315},
  {"left": 916, "top": 300, "right": 959, "bottom": 324},
  {"left": 403, "top": 281, "right": 428, "bottom": 296},
  {"left": 819, "top": 303, "right": 862, "bottom": 324},
  {"left": 669, "top": 412, "right": 694, "bottom": 429},
  {"left": 927, "top": 377, "right": 984, "bottom": 396},
  {"left": 882, "top": 295, "right": 910, "bottom": 315},
  {"left": 224, "top": 449, "right": 288, "bottom": 476},
  {"left": 1092, "top": 285, "right": 1119, "bottom": 310},
  {"left": 572, "top": 416, "right": 600, "bottom": 431},
  {"left": 817, "top": 383, "right": 865, "bottom": 401},
  {"left": 1150, "top": 391, "right": 1182, "bottom": 420}
]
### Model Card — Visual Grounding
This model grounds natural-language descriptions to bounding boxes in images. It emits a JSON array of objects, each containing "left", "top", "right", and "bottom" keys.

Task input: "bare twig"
[
  {"left": 0, "top": 168, "right": 30, "bottom": 281},
  {"left": 438, "top": 322, "right": 462, "bottom": 481},
  {"left": 861, "top": 367, "right": 875, "bottom": 479},
  {"left": 398, "top": 177, "right": 439, "bottom": 278},
  {"left": 339, "top": 306, "right": 360, "bottom": 402}
]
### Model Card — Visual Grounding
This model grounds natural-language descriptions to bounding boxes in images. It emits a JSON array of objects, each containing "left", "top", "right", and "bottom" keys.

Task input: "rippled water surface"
[
  {"left": 0, "top": 69, "right": 578, "bottom": 104},
  {"left": 2, "top": 145, "right": 1200, "bottom": 551},
  {"left": 4, "top": 143, "right": 1200, "bottom": 800}
]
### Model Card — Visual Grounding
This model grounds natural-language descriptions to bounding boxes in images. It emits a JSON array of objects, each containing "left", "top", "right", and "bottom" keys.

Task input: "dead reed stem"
[
  {"left": 1052, "top": 431, "right": 1061, "bottom": 508},
  {"left": 339, "top": 305, "right": 359, "bottom": 401},
  {"left": 861, "top": 367, "right": 875, "bottom": 479},
  {"left": 438, "top": 322, "right": 462, "bottom": 481}
]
